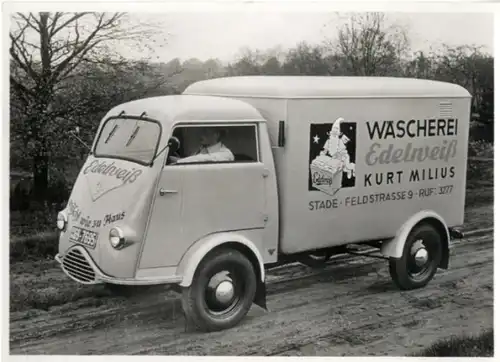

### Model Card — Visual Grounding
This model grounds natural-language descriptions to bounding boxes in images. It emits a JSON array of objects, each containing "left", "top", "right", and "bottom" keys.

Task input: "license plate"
[{"left": 69, "top": 226, "right": 98, "bottom": 249}]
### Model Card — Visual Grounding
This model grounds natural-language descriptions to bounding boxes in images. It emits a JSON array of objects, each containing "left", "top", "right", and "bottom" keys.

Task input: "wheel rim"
[
  {"left": 204, "top": 269, "right": 243, "bottom": 316},
  {"left": 407, "top": 238, "right": 436, "bottom": 282}
]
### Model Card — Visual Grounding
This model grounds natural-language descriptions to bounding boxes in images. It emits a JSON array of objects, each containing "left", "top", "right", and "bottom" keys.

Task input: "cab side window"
[{"left": 167, "top": 124, "right": 259, "bottom": 165}]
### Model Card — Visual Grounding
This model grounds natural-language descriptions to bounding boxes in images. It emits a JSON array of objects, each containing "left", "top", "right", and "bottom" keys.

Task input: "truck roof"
[
  {"left": 184, "top": 76, "right": 471, "bottom": 99},
  {"left": 106, "top": 94, "right": 263, "bottom": 125}
]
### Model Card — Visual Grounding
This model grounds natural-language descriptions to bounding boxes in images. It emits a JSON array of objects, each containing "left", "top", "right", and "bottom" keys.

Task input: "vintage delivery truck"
[{"left": 55, "top": 76, "right": 470, "bottom": 331}]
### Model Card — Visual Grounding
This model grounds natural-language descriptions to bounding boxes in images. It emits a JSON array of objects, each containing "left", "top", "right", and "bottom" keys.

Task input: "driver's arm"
[{"left": 176, "top": 149, "right": 234, "bottom": 164}]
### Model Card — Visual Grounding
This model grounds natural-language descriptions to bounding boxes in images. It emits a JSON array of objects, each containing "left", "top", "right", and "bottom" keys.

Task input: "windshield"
[{"left": 93, "top": 117, "right": 161, "bottom": 165}]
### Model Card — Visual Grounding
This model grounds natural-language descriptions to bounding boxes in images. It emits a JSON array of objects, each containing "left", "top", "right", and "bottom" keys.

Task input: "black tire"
[
  {"left": 389, "top": 223, "right": 443, "bottom": 290},
  {"left": 181, "top": 248, "right": 257, "bottom": 332},
  {"left": 299, "top": 252, "right": 332, "bottom": 268}
]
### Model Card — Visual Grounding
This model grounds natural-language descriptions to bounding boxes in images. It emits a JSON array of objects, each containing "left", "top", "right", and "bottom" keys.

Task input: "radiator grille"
[{"left": 62, "top": 248, "right": 96, "bottom": 283}]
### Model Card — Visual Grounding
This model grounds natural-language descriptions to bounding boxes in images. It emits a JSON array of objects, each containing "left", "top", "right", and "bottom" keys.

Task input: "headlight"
[
  {"left": 57, "top": 212, "right": 67, "bottom": 231},
  {"left": 109, "top": 227, "right": 125, "bottom": 249}
]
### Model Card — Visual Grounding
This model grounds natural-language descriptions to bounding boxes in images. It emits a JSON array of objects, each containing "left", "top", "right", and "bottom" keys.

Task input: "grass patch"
[
  {"left": 9, "top": 259, "right": 166, "bottom": 313},
  {"left": 10, "top": 208, "right": 57, "bottom": 238},
  {"left": 414, "top": 329, "right": 493, "bottom": 357},
  {"left": 465, "top": 186, "right": 493, "bottom": 209},
  {"left": 466, "top": 158, "right": 494, "bottom": 190},
  {"left": 10, "top": 283, "right": 100, "bottom": 312},
  {"left": 10, "top": 284, "right": 111, "bottom": 312},
  {"left": 9, "top": 261, "right": 114, "bottom": 313},
  {"left": 10, "top": 232, "right": 59, "bottom": 263},
  {"left": 469, "top": 140, "right": 494, "bottom": 159}
]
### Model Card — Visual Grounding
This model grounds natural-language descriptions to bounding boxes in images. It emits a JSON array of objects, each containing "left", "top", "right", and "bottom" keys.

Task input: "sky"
[{"left": 131, "top": 12, "right": 494, "bottom": 63}]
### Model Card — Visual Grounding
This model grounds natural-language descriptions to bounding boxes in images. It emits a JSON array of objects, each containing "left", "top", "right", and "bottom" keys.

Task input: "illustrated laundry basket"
[{"left": 310, "top": 155, "right": 343, "bottom": 196}]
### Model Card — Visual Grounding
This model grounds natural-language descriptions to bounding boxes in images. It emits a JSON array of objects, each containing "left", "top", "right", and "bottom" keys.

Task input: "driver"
[{"left": 171, "top": 127, "right": 234, "bottom": 164}]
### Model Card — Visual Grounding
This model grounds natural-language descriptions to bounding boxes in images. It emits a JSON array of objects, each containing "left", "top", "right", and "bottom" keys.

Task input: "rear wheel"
[
  {"left": 181, "top": 248, "right": 257, "bottom": 332},
  {"left": 389, "top": 223, "right": 443, "bottom": 290}
]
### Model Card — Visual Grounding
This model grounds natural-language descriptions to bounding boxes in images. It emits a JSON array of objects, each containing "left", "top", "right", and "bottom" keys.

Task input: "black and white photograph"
[{"left": 5, "top": 1, "right": 495, "bottom": 358}]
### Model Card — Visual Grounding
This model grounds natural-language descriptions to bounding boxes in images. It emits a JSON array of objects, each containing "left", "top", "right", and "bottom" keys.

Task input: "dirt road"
[{"left": 10, "top": 204, "right": 493, "bottom": 356}]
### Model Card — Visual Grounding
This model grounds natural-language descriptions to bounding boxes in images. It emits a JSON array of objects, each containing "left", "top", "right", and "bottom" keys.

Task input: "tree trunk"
[{"left": 33, "top": 153, "right": 49, "bottom": 204}]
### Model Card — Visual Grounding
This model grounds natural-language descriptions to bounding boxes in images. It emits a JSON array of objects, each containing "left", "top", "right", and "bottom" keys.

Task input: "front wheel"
[
  {"left": 389, "top": 223, "right": 443, "bottom": 290},
  {"left": 181, "top": 248, "right": 257, "bottom": 332}
]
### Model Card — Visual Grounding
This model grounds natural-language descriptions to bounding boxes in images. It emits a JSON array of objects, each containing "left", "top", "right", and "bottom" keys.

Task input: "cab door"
[
  {"left": 139, "top": 122, "right": 267, "bottom": 269},
  {"left": 180, "top": 161, "right": 267, "bottom": 246},
  {"left": 138, "top": 163, "right": 184, "bottom": 269},
  {"left": 178, "top": 123, "right": 268, "bottom": 246}
]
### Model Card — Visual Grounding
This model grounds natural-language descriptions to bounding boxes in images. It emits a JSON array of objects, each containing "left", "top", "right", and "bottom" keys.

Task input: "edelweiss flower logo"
[
  {"left": 92, "top": 182, "right": 108, "bottom": 200},
  {"left": 83, "top": 160, "right": 143, "bottom": 202},
  {"left": 87, "top": 174, "right": 125, "bottom": 202}
]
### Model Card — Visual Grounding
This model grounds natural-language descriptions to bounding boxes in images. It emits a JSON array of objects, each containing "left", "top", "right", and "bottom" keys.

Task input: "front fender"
[
  {"left": 381, "top": 210, "right": 450, "bottom": 259},
  {"left": 176, "top": 232, "right": 266, "bottom": 287}
]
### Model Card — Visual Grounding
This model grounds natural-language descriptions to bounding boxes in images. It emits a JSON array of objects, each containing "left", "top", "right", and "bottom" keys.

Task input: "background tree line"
[{"left": 9, "top": 12, "right": 493, "bottom": 218}]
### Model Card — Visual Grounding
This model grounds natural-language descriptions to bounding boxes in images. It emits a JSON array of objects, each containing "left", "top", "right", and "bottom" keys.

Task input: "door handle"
[{"left": 159, "top": 188, "right": 178, "bottom": 196}]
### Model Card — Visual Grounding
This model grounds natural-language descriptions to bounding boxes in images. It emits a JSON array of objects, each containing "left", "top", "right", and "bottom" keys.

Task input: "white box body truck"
[{"left": 55, "top": 76, "right": 471, "bottom": 331}]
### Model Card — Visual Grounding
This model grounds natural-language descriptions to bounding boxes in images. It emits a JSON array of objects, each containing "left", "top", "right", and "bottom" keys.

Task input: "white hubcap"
[
  {"left": 215, "top": 280, "right": 235, "bottom": 304},
  {"left": 414, "top": 247, "right": 429, "bottom": 267}
]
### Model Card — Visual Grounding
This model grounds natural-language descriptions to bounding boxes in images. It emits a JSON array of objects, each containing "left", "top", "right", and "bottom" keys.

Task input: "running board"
[{"left": 345, "top": 246, "right": 389, "bottom": 260}]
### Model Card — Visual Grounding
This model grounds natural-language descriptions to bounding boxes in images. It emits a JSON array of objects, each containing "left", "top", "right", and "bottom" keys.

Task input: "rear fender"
[
  {"left": 380, "top": 210, "right": 450, "bottom": 269},
  {"left": 176, "top": 232, "right": 266, "bottom": 288}
]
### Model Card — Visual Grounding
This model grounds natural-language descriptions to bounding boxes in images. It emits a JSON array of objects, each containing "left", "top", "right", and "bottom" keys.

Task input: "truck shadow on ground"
[{"left": 268, "top": 260, "right": 388, "bottom": 296}]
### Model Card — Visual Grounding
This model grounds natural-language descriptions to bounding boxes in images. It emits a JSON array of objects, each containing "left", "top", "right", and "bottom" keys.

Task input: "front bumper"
[{"left": 55, "top": 245, "right": 182, "bottom": 286}]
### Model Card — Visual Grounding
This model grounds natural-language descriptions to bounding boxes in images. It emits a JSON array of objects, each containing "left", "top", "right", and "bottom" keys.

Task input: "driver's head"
[{"left": 200, "top": 127, "right": 225, "bottom": 147}]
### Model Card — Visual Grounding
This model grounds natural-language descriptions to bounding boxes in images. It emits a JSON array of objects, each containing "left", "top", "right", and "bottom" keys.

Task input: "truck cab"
[{"left": 56, "top": 94, "right": 279, "bottom": 331}]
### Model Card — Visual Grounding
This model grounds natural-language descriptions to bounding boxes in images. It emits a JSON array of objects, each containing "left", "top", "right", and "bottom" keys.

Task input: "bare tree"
[
  {"left": 282, "top": 42, "right": 330, "bottom": 75},
  {"left": 226, "top": 48, "right": 266, "bottom": 76},
  {"left": 434, "top": 45, "right": 493, "bottom": 113},
  {"left": 9, "top": 12, "right": 167, "bottom": 202},
  {"left": 261, "top": 57, "right": 282, "bottom": 75},
  {"left": 226, "top": 47, "right": 287, "bottom": 76},
  {"left": 403, "top": 51, "right": 437, "bottom": 79},
  {"left": 326, "top": 12, "right": 410, "bottom": 76}
]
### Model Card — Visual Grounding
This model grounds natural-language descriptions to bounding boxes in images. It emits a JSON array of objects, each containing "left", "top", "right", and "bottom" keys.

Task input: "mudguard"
[
  {"left": 380, "top": 210, "right": 450, "bottom": 267},
  {"left": 176, "top": 231, "right": 266, "bottom": 288}
]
